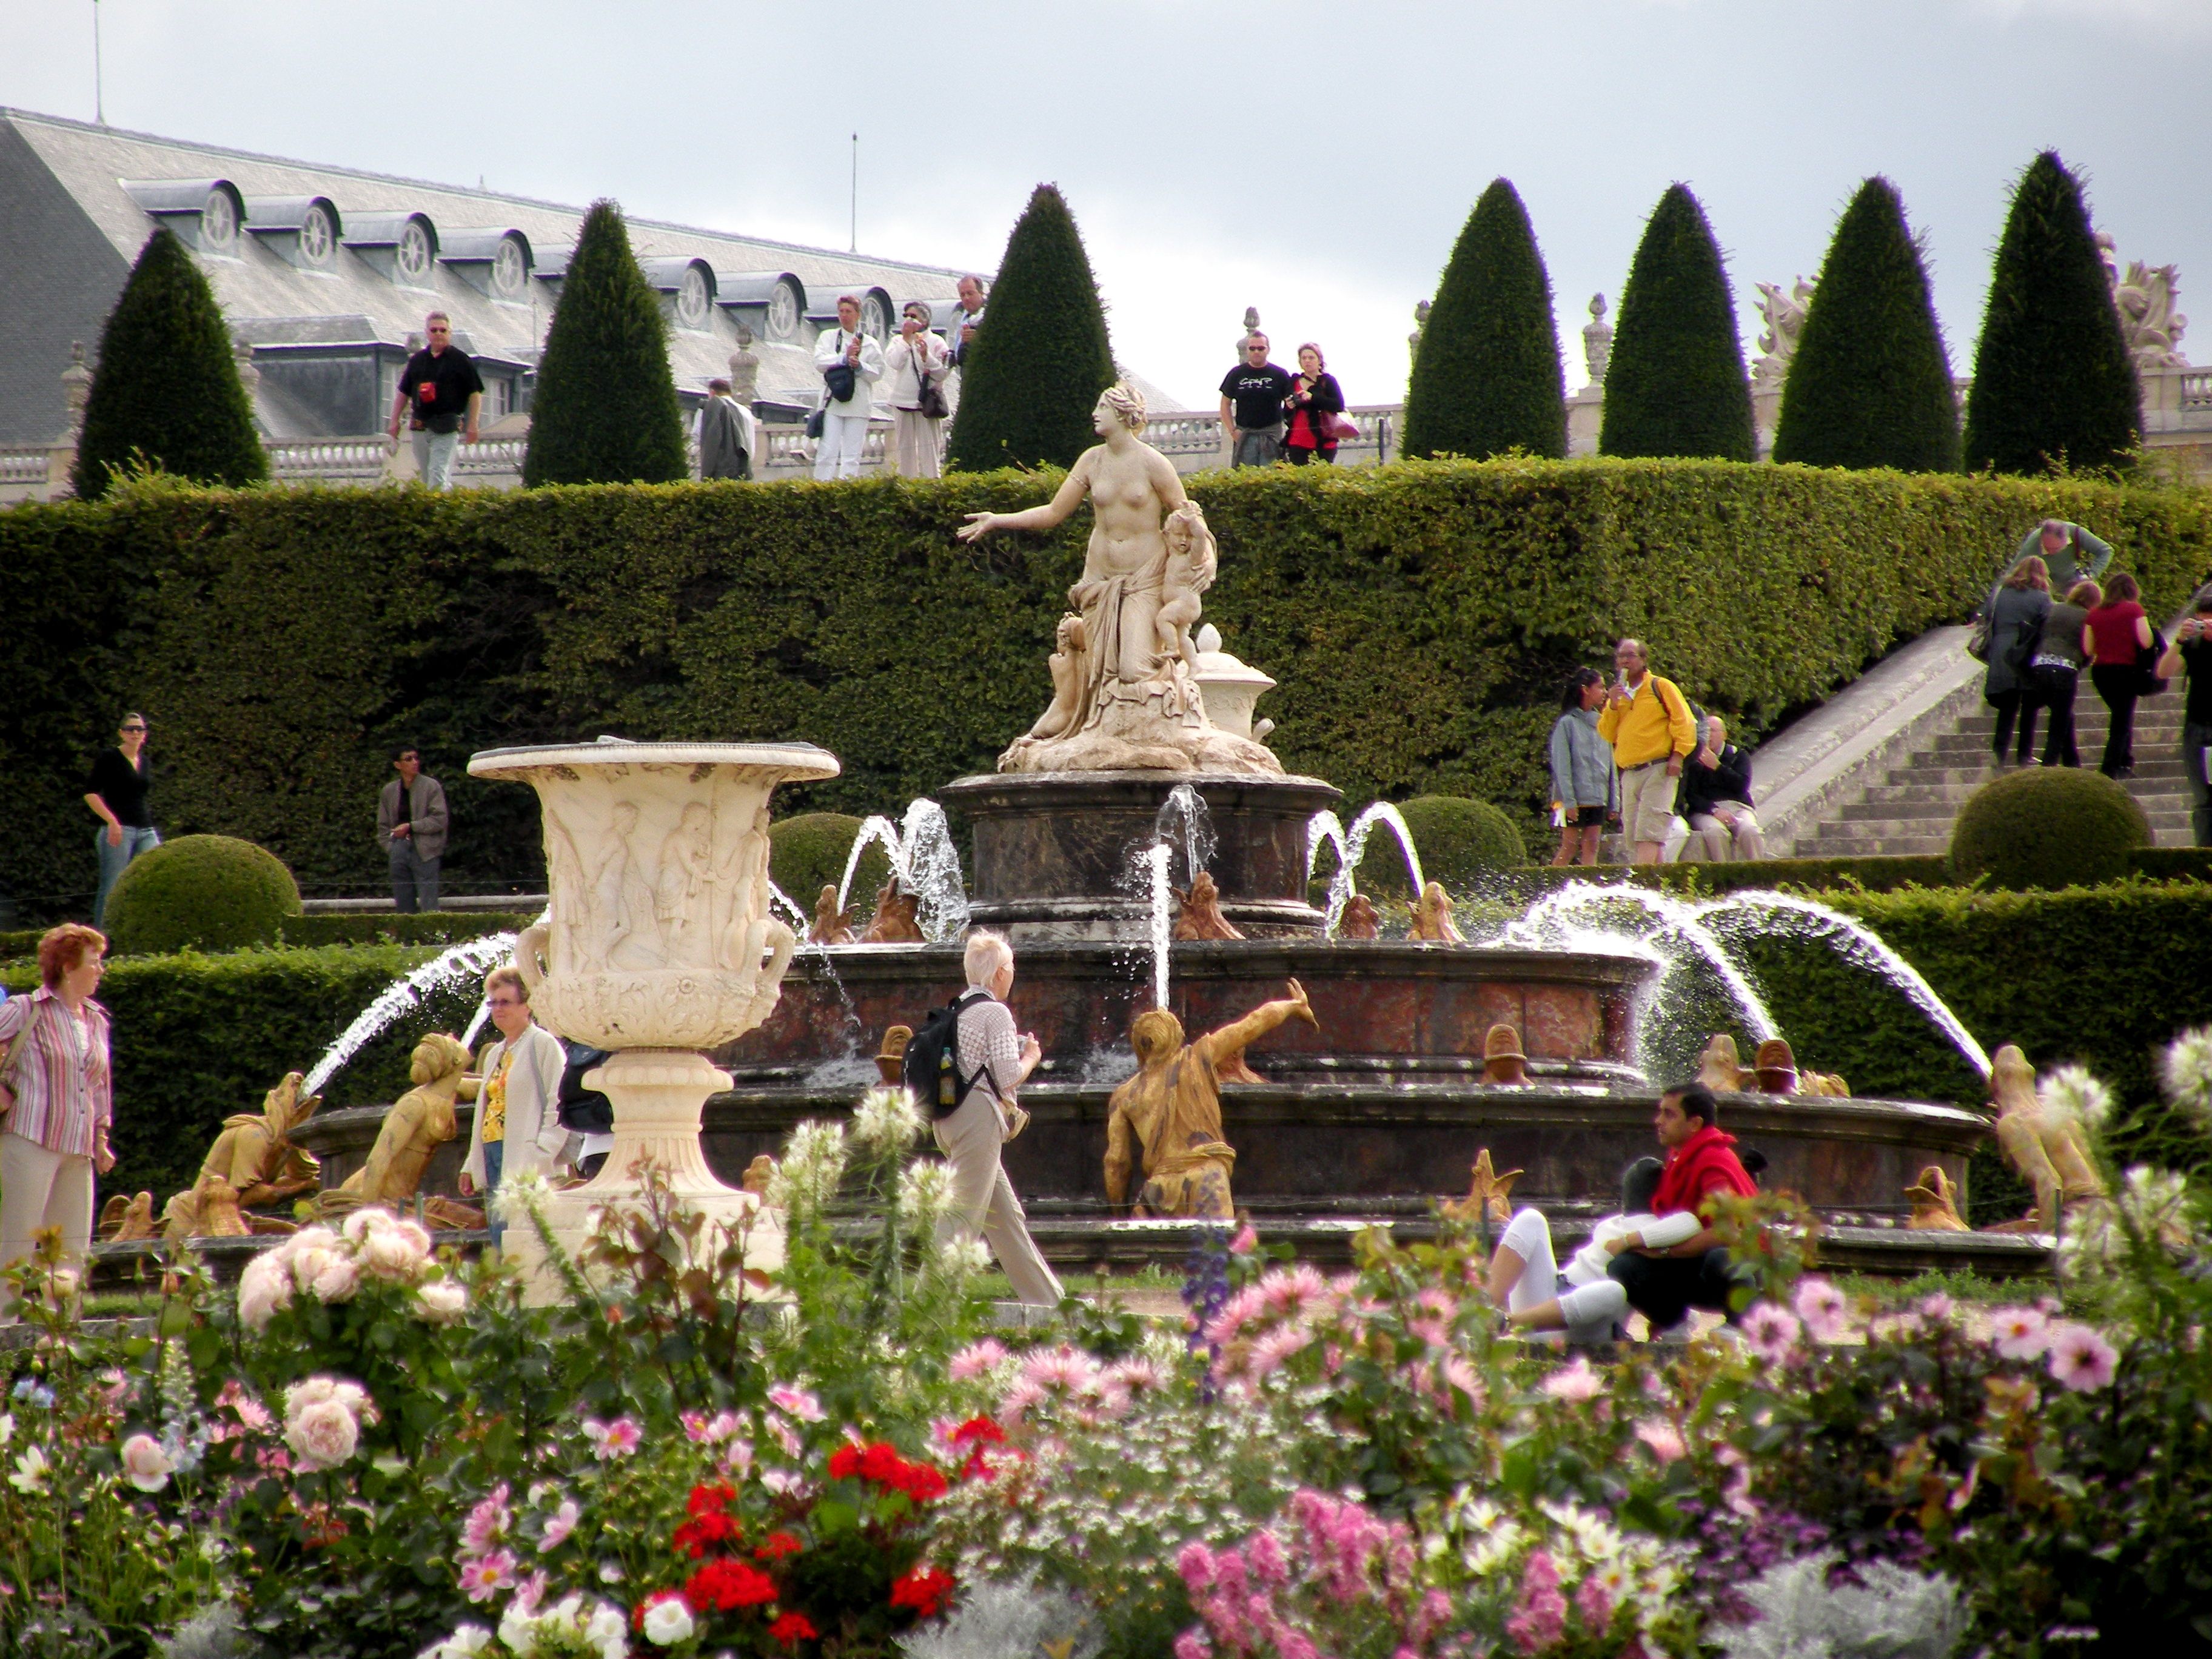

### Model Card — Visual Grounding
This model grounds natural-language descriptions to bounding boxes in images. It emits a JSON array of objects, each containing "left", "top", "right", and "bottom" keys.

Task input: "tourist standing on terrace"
[
  {"left": 2085, "top": 571, "right": 2154, "bottom": 778},
  {"left": 1607, "top": 1084, "right": 1758, "bottom": 1336},
  {"left": 83, "top": 712, "right": 156, "bottom": 927},
  {"left": 386, "top": 311, "right": 483, "bottom": 491},
  {"left": 883, "top": 301, "right": 952, "bottom": 479},
  {"left": 458, "top": 966, "right": 567, "bottom": 1245},
  {"left": 696, "top": 377, "right": 754, "bottom": 481},
  {"left": 1983, "top": 556, "right": 2053, "bottom": 768},
  {"left": 945, "top": 275, "right": 988, "bottom": 370},
  {"left": 1219, "top": 333, "right": 1293, "bottom": 468},
  {"left": 1548, "top": 669, "right": 1612, "bottom": 867},
  {"left": 377, "top": 746, "right": 448, "bottom": 914},
  {"left": 2009, "top": 518, "right": 2113, "bottom": 597},
  {"left": 933, "top": 930, "right": 1063, "bottom": 1308},
  {"left": 0, "top": 924, "right": 115, "bottom": 1319},
  {"left": 2156, "top": 585, "right": 2212, "bottom": 845},
  {"left": 1281, "top": 343, "right": 1347, "bottom": 466},
  {"left": 1596, "top": 638, "right": 1697, "bottom": 865},
  {"left": 1680, "top": 715, "right": 1766, "bottom": 862},
  {"left": 813, "top": 295, "right": 885, "bottom": 480}
]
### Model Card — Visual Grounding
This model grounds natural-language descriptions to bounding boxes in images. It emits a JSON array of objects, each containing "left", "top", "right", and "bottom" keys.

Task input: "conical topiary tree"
[
  {"left": 72, "top": 228, "right": 267, "bottom": 499},
  {"left": 523, "top": 199, "right": 688, "bottom": 486},
  {"left": 1598, "top": 185, "right": 1756, "bottom": 461},
  {"left": 1772, "top": 178, "right": 1960, "bottom": 472},
  {"left": 946, "top": 184, "right": 1115, "bottom": 472},
  {"left": 1963, "top": 152, "right": 2140, "bottom": 477},
  {"left": 1403, "top": 178, "right": 1566, "bottom": 461}
]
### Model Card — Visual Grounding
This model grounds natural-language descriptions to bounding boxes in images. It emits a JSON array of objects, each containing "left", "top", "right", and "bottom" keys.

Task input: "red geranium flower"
[
  {"left": 754, "top": 1530, "right": 805, "bottom": 1561},
  {"left": 890, "top": 1564, "right": 955, "bottom": 1618},
  {"left": 688, "top": 1482, "right": 737, "bottom": 1515},
  {"left": 672, "top": 1508, "right": 737, "bottom": 1558},
  {"left": 768, "top": 1610, "right": 819, "bottom": 1646},
  {"left": 685, "top": 1558, "right": 780, "bottom": 1613},
  {"left": 830, "top": 1440, "right": 950, "bottom": 1503},
  {"left": 950, "top": 1415, "right": 1006, "bottom": 1447}
]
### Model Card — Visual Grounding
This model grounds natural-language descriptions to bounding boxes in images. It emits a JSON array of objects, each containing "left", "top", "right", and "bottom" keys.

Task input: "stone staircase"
[{"left": 1801, "top": 686, "right": 2197, "bottom": 857}]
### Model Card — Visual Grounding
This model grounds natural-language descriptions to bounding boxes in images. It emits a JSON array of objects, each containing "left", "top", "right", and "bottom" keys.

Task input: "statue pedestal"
[{"left": 500, "top": 1048, "right": 784, "bottom": 1298}]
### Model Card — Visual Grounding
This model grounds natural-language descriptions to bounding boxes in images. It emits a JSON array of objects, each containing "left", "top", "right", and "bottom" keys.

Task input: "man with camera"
[
  {"left": 386, "top": 312, "right": 483, "bottom": 490},
  {"left": 2156, "top": 584, "right": 2212, "bottom": 846},
  {"left": 812, "top": 294, "right": 885, "bottom": 480}
]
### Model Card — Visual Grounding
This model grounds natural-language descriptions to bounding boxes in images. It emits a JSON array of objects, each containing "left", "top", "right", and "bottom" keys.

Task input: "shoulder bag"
[
  {"left": 915, "top": 344, "right": 950, "bottom": 421},
  {"left": 2136, "top": 623, "right": 2171, "bottom": 696}
]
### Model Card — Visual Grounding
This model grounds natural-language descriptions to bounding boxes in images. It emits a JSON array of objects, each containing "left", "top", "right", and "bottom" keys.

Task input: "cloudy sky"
[{"left": 6, "top": 0, "right": 2208, "bottom": 409}]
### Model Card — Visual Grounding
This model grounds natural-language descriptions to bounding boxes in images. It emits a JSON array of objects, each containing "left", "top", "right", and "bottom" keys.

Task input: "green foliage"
[
  {"left": 523, "top": 199, "right": 688, "bottom": 487},
  {"left": 1403, "top": 178, "right": 1566, "bottom": 461},
  {"left": 1948, "top": 767, "right": 2151, "bottom": 890},
  {"left": 102, "top": 833, "right": 302, "bottom": 955},
  {"left": 71, "top": 229, "right": 268, "bottom": 499},
  {"left": 1354, "top": 795, "right": 1527, "bottom": 897},
  {"left": 769, "top": 811, "right": 891, "bottom": 922},
  {"left": 1, "top": 943, "right": 461, "bottom": 1201},
  {"left": 1963, "top": 152, "right": 2142, "bottom": 477},
  {"left": 5, "top": 464, "right": 2212, "bottom": 917},
  {"left": 945, "top": 184, "right": 1116, "bottom": 472},
  {"left": 1506, "top": 854, "right": 1956, "bottom": 896},
  {"left": 1772, "top": 177, "right": 1962, "bottom": 473},
  {"left": 1599, "top": 185, "right": 1757, "bottom": 461},
  {"left": 275, "top": 910, "right": 536, "bottom": 948}
]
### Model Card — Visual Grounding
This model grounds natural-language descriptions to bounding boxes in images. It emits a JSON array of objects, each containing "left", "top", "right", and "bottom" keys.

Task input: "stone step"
[
  {"left": 1858, "top": 779, "right": 2197, "bottom": 809},
  {"left": 1952, "top": 712, "right": 2188, "bottom": 739},
  {"left": 1818, "top": 806, "right": 2197, "bottom": 842},
  {"left": 1889, "top": 759, "right": 2190, "bottom": 786}
]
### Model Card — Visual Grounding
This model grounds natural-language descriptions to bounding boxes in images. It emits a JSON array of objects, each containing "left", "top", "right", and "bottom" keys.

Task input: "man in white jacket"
[
  {"left": 459, "top": 966, "right": 568, "bottom": 1242},
  {"left": 813, "top": 294, "right": 885, "bottom": 480}
]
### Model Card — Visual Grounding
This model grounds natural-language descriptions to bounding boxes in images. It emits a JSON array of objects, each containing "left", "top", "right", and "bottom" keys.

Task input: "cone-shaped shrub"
[
  {"left": 1963, "top": 152, "right": 2140, "bottom": 476},
  {"left": 72, "top": 229, "right": 267, "bottom": 499},
  {"left": 1599, "top": 185, "right": 1755, "bottom": 461},
  {"left": 1773, "top": 178, "right": 1961, "bottom": 472},
  {"left": 1403, "top": 179, "right": 1566, "bottom": 460},
  {"left": 523, "top": 200, "right": 687, "bottom": 487},
  {"left": 947, "top": 184, "right": 1115, "bottom": 472}
]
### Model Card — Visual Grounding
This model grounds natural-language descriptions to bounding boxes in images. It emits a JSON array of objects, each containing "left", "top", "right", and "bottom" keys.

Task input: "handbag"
[
  {"left": 2136, "top": 625, "right": 2171, "bottom": 695},
  {"left": 914, "top": 348, "right": 950, "bottom": 421},
  {"left": 823, "top": 358, "right": 858, "bottom": 406},
  {"left": 1322, "top": 409, "right": 1359, "bottom": 443},
  {"left": 2002, "top": 615, "right": 2041, "bottom": 676}
]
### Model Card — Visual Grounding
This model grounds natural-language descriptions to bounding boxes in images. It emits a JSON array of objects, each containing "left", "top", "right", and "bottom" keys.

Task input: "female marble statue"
[{"left": 959, "top": 385, "right": 1279, "bottom": 776}]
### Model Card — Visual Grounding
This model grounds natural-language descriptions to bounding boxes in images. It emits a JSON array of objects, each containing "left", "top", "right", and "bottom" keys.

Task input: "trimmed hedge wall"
[
  {"left": 275, "top": 911, "right": 536, "bottom": 949},
  {"left": 5, "top": 464, "right": 2209, "bottom": 920}
]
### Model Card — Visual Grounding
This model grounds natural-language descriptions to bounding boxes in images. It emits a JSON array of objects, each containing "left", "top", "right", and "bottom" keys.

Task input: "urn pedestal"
[{"left": 467, "top": 740, "right": 840, "bottom": 1293}]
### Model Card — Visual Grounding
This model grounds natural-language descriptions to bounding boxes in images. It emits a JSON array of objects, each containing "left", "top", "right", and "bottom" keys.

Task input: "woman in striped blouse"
[{"left": 0, "top": 923, "right": 116, "bottom": 1314}]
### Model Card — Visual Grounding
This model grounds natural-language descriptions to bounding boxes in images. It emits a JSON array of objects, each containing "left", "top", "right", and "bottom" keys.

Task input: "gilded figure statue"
[
  {"left": 1439, "top": 1148, "right": 1523, "bottom": 1225},
  {"left": 1904, "top": 1165, "right": 1970, "bottom": 1232},
  {"left": 1481, "top": 1024, "right": 1527, "bottom": 1086},
  {"left": 1337, "top": 893, "right": 1381, "bottom": 940},
  {"left": 317, "top": 1033, "right": 472, "bottom": 1222},
  {"left": 809, "top": 885, "right": 856, "bottom": 946},
  {"left": 1697, "top": 1034, "right": 1755, "bottom": 1093},
  {"left": 97, "top": 1191, "right": 158, "bottom": 1242},
  {"left": 1103, "top": 979, "right": 1316, "bottom": 1219},
  {"left": 1986, "top": 1044, "right": 2105, "bottom": 1232},
  {"left": 162, "top": 1071, "right": 324, "bottom": 1241},
  {"left": 1410, "top": 881, "right": 1463, "bottom": 942},
  {"left": 1172, "top": 871, "right": 1244, "bottom": 941},
  {"left": 860, "top": 885, "right": 924, "bottom": 943}
]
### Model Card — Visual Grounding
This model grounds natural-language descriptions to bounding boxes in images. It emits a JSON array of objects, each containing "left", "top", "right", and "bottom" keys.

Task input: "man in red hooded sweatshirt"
[{"left": 1606, "top": 1084, "right": 1758, "bottom": 1335}]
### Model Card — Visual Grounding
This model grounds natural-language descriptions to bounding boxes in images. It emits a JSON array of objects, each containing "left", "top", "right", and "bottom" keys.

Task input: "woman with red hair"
[{"left": 0, "top": 923, "right": 116, "bottom": 1315}]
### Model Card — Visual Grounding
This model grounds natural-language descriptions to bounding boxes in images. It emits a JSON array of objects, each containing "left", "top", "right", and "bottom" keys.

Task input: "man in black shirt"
[
  {"left": 1678, "top": 715, "right": 1767, "bottom": 862},
  {"left": 384, "top": 310, "right": 484, "bottom": 490},
  {"left": 2156, "top": 584, "right": 2212, "bottom": 845},
  {"left": 1218, "top": 333, "right": 1294, "bottom": 468},
  {"left": 82, "top": 711, "right": 158, "bottom": 925}
]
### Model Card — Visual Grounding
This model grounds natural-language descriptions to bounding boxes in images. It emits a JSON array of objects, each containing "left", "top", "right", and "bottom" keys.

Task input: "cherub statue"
[
  {"left": 808, "top": 884, "right": 855, "bottom": 946},
  {"left": 859, "top": 884, "right": 923, "bottom": 944},
  {"left": 1986, "top": 1044, "right": 2105, "bottom": 1232},
  {"left": 1904, "top": 1165, "right": 1969, "bottom": 1232},
  {"left": 1409, "top": 881, "right": 1463, "bottom": 943},
  {"left": 1153, "top": 502, "right": 1218, "bottom": 679},
  {"left": 1337, "top": 893, "right": 1381, "bottom": 940},
  {"left": 1104, "top": 979, "right": 1317, "bottom": 1219},
  {"left": 1697, "top": 1033, "right": 1755, "bottom": 1093},
  {"left": 162, "top": 1071, "right": 324, "bottom": 1240},
  {"left": 317, "top": 1033, "right": 471, "bottom": 1221},
  {"left": 1172, "top": 870, "right": 1244, "bottom": 941}
]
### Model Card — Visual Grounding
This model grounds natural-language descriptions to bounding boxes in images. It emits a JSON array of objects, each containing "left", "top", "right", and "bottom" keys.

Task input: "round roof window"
[
  {"left": 300, "top": 203, "right": 336, "bottom": 267},
  {"left": 860, "top": 292, "right": 891, "bottom": 342},
  {"left": 397, "top": 220, "right": 434, "bottom": 284},
  {"left": 201, "top": 188, "right": 238, "bottom": 253},
  {"left": 494, "top": 237, "right": 528, "bottom": 298},
  {"left": 766, "top": 278, "right": 801, "bottom": 343},
  {"left": 678, "top": 265, "right": 711, "bottom": 329}
]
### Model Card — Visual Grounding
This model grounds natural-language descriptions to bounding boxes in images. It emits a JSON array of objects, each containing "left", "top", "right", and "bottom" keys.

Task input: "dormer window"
[
  {"left": 300, "top": 203, "right": 337, "bottom": 267},
  {"left": 199, "top": 186, "right": 238, "bottom": 253},
  {"left": 493, "top": 238, "right": 527, "bottom": 298},
  {"left": 679, "top": 265, "right": 712, "bottom": 329},
  {"left": 396, "top": 221, "right": 434, "bottom": 284}
]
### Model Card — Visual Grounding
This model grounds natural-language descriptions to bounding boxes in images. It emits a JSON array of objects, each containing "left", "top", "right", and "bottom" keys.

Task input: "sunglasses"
[{"left": 120, "top": 724, "right": 147, "bottom": 732}]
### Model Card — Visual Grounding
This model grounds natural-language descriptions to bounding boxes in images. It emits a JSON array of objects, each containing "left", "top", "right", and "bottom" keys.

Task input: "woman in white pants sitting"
[
  {"left": 932, "top": 930, "right": 1064, "bottom": 1308},
  {"left": 1486, "top": 1158, "right": 1700, "bottom": 1343}
]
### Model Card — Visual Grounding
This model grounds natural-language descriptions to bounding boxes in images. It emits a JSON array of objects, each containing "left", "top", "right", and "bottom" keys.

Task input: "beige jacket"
[{"left": 460, "top": 1021, "right": 567, "bottom": 1187}]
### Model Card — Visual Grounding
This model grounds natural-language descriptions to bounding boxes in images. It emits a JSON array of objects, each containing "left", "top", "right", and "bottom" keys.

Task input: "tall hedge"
[
  {"left": 1403, "top": 179, "right": 1567, "bottom": 461},
  {"left": 3, "top": 464, "right": 2210, "bottom": 917},
  {"left": 1963, "top": 152, "right": 2141, "bottom": 477},
  {"left": 523, "top": 200, "right": 688, "bottom": 488},
  {"left": 72, "top": 229, "right": 268, "bottom": 500},
  {"left": 1600, "top": 186, "right": 1757, "bottom": 462},
  {"left": 1772, "top": 178, "right": 1961, "bottom": 473},
  {"left": 945, "top": 184, "right": 1116, "bottom": 472}
]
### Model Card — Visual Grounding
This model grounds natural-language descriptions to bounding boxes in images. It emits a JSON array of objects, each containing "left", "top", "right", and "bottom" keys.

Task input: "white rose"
[
  {"left": 640, "top": 1595, "right": 694, "bottom": 1645},
  {"left": 363, "top": 1222, "right": 429, "bottom": 1281},
  {"left": 310, "top": 1252, "right": 361, "bottom": 1304},
  {"left": 237, "top": 1252, "right": 294, "bottom": 1330},
  {"left": 119, "top": 1432, "right": 175, "bottom": 1492},
  {"left": 341, "top": 1207, "right": 397, "bottom": 1245},
  {"left": 288, "top": 1244, "right": 340, "bottom": 1296},
  {"left": 286, "top": 1399, "right": 361, "bottom": 1470},
  {"left": 414, "top": 1280, "right": 468, "bottom": 1324}
]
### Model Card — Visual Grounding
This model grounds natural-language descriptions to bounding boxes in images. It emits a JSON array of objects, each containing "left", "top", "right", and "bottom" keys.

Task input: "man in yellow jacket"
[{"left": 1596, "top": 638, "right": 1698, "bottom": 865}]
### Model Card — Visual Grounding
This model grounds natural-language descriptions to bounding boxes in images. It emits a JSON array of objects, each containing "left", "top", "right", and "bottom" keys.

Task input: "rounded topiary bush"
[
  {"left": 768, "top": 813, "right": 893, "bottom": 922},
  {"left": 1948, "top": 768, "right": 2150, "bottom": 890},
  {"left": 102, "top": 834, "right": 302, "bottom": 954},
  {"left": 1352, "top": 795, "right": 1529, "bottom": 897}
]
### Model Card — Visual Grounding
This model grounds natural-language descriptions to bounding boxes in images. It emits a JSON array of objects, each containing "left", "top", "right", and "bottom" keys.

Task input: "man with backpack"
[
  {"left": 905, "top": 930, "right": 1062, "bottom": 1307},
  {"left": 1597, "top": 638, "right": 1699, "bottom": 865}
]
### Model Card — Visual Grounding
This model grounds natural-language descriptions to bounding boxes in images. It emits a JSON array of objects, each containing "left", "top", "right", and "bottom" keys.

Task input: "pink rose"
[{"left": 119, "top": 1432, "right": 174, "bottom": 1492}]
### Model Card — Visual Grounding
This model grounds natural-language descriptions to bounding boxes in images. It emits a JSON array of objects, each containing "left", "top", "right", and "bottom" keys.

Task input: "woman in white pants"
[
  {"left": 883, "top": 302, "right": 950, "bottom": 478},
  {"left": 1486, "top": 1158, "right": 1699, "bottom": 1344},
  {"left": 0, "top": 925, "right": 116, "bottom": 1318},
  {"left": 932, "top": 930, "right": 1064, "bottom": 1307},
  {"left": 813, "top": 294, "right": 885, "bottom": 480}
]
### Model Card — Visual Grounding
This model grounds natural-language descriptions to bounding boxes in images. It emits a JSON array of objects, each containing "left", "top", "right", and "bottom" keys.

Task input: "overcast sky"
[{"left": 6, "top": 0, "right": 2208, "bottom": 410}]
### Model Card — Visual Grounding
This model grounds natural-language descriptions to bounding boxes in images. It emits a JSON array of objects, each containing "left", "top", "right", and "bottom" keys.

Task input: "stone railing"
[
  {"left": 266, "top": 437, "right": 392, "bottom": 481},
  {"left": 1138, "top": 406, "right": 1396, "bottom": 471},
  {"left": 0, "top": 446, "right": 53, "bottom": 498},
  {"left": 755, "top": 420, "right": 892, "bottom": 477}
]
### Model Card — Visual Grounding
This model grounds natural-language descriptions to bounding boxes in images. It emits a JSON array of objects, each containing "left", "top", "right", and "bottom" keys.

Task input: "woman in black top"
[
  {"left": 83, "top": 711, "right": 158, "bottom": 926},
  {"left": 1282, "top": 343, "right": 1347, "bottom": 465}
]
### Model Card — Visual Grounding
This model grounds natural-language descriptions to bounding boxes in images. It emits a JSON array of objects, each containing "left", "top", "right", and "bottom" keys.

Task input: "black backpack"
[
  {"left": 555, "top": 1041, "right": 615, "bottom": 1135},
  {"left": 902, "top": 993, "right": 996, "bottom": 1119}
]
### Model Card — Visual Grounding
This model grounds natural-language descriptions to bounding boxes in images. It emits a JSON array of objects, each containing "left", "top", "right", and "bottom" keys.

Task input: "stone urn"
[{"left": 467, "top": 740, "right": 839, "bottom": 1280}]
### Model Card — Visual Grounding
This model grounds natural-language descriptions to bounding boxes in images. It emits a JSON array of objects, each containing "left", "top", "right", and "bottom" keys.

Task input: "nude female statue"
[{"left": 959, "top": 385, "right": 1278, "bottom": 776}]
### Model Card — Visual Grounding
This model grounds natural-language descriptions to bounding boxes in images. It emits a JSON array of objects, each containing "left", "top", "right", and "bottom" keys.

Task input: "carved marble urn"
[{"left": 468, "top": 740, "right": 839, "bottom": 1269}]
